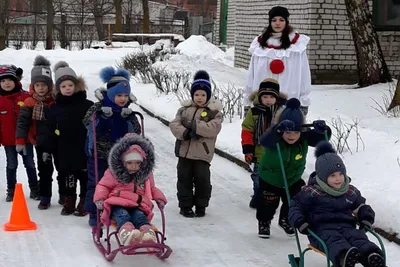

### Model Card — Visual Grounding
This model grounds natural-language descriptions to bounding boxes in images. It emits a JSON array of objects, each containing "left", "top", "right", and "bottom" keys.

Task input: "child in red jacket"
[{"left": 0, "top": 65, "right": 39, "bottom": 202}]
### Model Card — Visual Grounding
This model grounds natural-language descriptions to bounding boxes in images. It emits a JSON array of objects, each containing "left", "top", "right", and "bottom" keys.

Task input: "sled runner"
[
  {"left": 276, "top": 125, "right": 386, "bottom": 267},
  {"left": 90, "top": 111, "right": 173, "bottom": 261}
]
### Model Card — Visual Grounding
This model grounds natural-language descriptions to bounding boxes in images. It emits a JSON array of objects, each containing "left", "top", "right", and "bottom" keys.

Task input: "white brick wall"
[{"left": 218, "top": 0, "right": 400, "bottom": 83}]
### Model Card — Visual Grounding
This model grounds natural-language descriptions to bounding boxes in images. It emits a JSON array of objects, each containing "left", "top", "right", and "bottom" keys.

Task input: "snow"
[{"left": 0, "top": 38, "right": 399, "bottom": 266}]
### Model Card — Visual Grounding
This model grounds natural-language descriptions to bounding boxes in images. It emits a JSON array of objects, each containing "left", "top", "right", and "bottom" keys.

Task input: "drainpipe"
[{"left": 219, "top": 0, "right": 228, "bottom": 45}]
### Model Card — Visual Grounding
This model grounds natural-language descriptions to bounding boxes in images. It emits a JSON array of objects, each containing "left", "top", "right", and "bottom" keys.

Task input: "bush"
[
  {"left": 328, "top": 116, "right": 365, "bottom": 155},
  {"left": 371, "top": 81, "right": 400, "bottom": 117}
]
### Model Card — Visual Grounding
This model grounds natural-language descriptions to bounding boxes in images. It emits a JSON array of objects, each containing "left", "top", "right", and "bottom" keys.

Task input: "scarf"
[
  {"left": 254, "top": 104, "right": 278, "bottom": 145},
  {"left": 316, "top": 175, "right": 350, "bottom": 197},
  {"left": 32, "top": 93, "right": 52, "bottom": 121}
]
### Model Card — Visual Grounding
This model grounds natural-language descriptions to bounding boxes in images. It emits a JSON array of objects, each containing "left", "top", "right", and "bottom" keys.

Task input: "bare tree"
[
  {"left": 89, "top": 0, "right": 114, "bottom": 40},
  {"left": 388, "top": 79, "right": 400, "bottom": 111},
  {"left": 114, "top": 0, "right": 123, "bottom": 32},
  {"left": 46, "top": 0, "right": 54, "bottom": 49},
  {"left": 0, "top": 0, "right": 9, "bottom": 50},
  {"left": 344, "top": 0, "right": 392, "bottom": 87},
  {"left": 142, "top": 0, "right": 150, "bottom": 32},
  {"left": 70, "top": 0, "right": 93, "bottom": 49}
]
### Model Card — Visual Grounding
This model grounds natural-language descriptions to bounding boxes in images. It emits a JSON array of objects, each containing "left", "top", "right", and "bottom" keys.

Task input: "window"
[{"left": 373, "top": 0, "right": 400, "bottom": 30}]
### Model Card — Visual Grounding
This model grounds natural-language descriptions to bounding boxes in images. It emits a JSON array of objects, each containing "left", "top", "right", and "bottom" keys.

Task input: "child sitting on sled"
[
  {"left": 289, "top": 141, "right": 385, "bottom": 267},
  {"left": 93, "top": 133, "right": 167, "bottom": 246}
]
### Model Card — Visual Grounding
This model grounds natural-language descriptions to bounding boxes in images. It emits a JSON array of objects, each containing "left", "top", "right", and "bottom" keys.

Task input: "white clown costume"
[{"left": 243, "top": 31, "right": 312, "bottom": 108}]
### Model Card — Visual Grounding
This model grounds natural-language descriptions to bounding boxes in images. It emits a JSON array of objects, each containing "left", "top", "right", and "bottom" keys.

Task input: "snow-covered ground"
[{"left": 0, "top": 36, "right": 399, "bottom": 266}]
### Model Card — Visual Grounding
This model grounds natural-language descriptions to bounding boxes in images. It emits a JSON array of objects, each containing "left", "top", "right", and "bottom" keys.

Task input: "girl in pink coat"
[{"left": 93, "top": 133, "right": 167, "bottom": 246}]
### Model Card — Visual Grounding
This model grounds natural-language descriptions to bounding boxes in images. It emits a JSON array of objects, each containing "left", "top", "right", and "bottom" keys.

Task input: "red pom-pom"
[{"left": 270, "top": 59, "right": 285, "bottom": 74}]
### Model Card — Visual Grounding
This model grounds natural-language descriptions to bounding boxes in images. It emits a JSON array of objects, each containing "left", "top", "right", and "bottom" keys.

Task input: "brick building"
[
  {"left": 214, "top": 0, "right": 400, "bottom": 84},
  {"left": 8, "top": 0, "right": 29, "bottom": 17}
]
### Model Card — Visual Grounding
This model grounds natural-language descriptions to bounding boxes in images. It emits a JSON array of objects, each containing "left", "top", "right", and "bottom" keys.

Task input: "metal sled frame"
[
  {"left": 275, "top": 127, "right": 387, "bottom": 267},
  {"left": 90, "top": 111, "right": 173, "bottom": 261}
]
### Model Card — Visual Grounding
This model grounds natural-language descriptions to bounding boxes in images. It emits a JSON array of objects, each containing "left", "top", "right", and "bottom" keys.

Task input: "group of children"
[
  {"left": 240, "top": 78, "right": 385, "bottom": 266},
  {"left": 0, "top": 55, "right": 386, "bottom": 265}
]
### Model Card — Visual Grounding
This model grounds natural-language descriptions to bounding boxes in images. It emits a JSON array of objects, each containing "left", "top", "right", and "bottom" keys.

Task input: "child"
[
  {"left": 16, "top": 55, "right": 60, "bottom": 209},
  {"left": 241, "top": 78, "right": 287, "bottom": 209},
  {"left": 43, "top": 61, "right": 93, "bottom": 215},
  {"left": 169, "top": 70, "right": 222, "bottom": 218},
  {"left": 83, "top": 66, "right": 141, "bottom": 227},
  {"left": 256, "top": 98, "right": 331, "bottom": 238},
  {"left": 93, "top": 133, "right": 167, "bottom": 246},
  {"left": 289, "top": 141, "right": 385, "bottom": 267},
  {"left": 0, "top": 64, "right": 40, "bottom": 202}
]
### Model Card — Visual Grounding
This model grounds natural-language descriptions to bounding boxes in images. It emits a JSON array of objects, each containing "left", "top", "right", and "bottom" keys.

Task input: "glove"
[
  {"left": 16, "top": 144, "right": 27, "bottom": 155},
  {"left": 300, "top": 106, "right": 309, "bottom": 116},
  {"left": 100, "top": 107, "right": 113, "bottom": 117},
  {"left": 156, "top": 199, "right": 166, "bottom": 209},
  {"left": 245, "top": 153, "right": 253, "bottom": 164},
  {"left": 359, "top": 220, "right": 373, "bottom": 231},
  {"left": 294, "top": 219, "right": 309, "bottom": 235},
  {"left": 183, "top": 129, "right": 192, "bottom": 141},
  {"left": 95, "top": 200, "right": 104, "bottom": 210},
  {"left": 182, "top": 120, "right": 192, "bottom": 129},
  {"left": 312, "top": 120, "right": 328, "bottom": 134},
  {"left": 121, "top": 107, "right": 133, "bottom": 118},
  {"left": 276, "top": 119, "right": 296, "bottom": 133},
  {"left": 42, "top": 152, "right": 51, "bottom": 163}
]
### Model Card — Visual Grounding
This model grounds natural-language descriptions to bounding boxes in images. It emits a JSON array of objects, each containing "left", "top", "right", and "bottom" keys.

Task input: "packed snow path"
[{"left": 0, "top": 106, "right": 399, "bottom": 267}]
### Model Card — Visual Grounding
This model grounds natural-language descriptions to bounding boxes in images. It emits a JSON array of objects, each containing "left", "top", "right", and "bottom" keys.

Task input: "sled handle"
[{"left": 131, "top": 111, "right": 145, "bottom": 137}]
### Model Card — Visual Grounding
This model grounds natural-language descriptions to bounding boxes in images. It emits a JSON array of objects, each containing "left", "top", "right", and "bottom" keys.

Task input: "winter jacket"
[
  {"left": 169, "top": 99, "right": 223, "bottom": 164},
  {"left": 15, "top": 85, "right": 54, "bottom": 147},
  {"left": 83, "top": 88, "right": 141, "bottom": 160},
  {"left": 0, "top": 87, "right": 29, "bottom": 146},
  {"left": 44, "top": 79, "right": 93, "bottom": 173},
  {"left": 258, "top": 125, "right": 332, "bottom": 188},
  {"left": 241, "top": 92, "right": 287, "bottom": 162},
  {"left": 289, "top": 172, "right": 375, "bottom": 231},
  {"left": 93, "top": 133, "right": 167, "bottom": 224}
]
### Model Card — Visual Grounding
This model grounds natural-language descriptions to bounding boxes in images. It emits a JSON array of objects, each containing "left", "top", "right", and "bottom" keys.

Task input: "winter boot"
[
  {"left": 5, "top": 189, "right": 14, "bottom": 202},
  {"left": 258, "top": 220, "right": 271, "bottom": 238},
  {"left": 249, "top": 196, "right": 257, "bottom": 209},
  {"left": 278, "top": 217, "right": 296, "bottom": 237},
  {"left": 58, "top": 195, "right": 65, "bottom": 205},
  {"left": 140, "top": 225, "right": 157, "bottom": 243},
  {"left": 38, "top": 197, "right": 51, "bottom": 210},
  {"left": 29, "top": 186, "right": 40, "bottom": 201},
  {"left": 195, "top": 206, "right": 206, "bottom": 217},
  {"left": 61, "top": 196, "right": 76, "bottom": 215},
  {"left": 367, "top": 253, "right": 385, "bottom": 267},
  {"left": 118, "top": 222, "right": 140, "bottom": 246},
  {"left": 339, "top": 247, "right": 360, "bottom": 267},
  {"left": 180, "top": 207, "right": 195, "bottom": 218},
  {"left": 74, "top": 198, "right": 88, "bottom": 217}
]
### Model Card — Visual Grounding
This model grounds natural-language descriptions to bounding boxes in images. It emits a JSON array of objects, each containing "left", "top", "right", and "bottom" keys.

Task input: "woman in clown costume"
[{"left": 243, "top": 6, "right": 311, "bottom": 116}]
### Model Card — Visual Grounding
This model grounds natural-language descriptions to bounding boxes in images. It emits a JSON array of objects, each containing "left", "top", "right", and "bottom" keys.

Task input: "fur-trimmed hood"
[
  {"left": 108, "top": 133, "right": 155, "bottom": 185},
  {"left": 180, "top": 98, "right": 223, "bottom": 111},
  {"left": 249, "top": 91, "right": 288, "bottom": 105},
  {"left": 53, "top": 76, "right": 87, "bottom": 96},
  {"left": 94, "top": 87, "right": 137, "bottom": 103}
]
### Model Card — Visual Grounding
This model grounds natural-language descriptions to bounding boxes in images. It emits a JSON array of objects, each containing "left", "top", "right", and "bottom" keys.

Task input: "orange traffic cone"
[{"left": 4, "top": 183, "right": 37, "bottom": 231}]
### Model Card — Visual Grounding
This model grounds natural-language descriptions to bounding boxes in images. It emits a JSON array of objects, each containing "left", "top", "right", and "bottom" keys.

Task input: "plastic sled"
[
  {"left": 90, "top": 111, "right": 172, "bottom": 261},
  {"left": 273, "top": 126, "right": 387, "bottom": 267}
]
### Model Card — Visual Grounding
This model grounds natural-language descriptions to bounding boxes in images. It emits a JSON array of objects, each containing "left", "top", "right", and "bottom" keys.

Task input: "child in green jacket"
[
  {"left": 241, "top": 78, "right": 287, "bottom": 209},
  {"left": 256, "top": 98, "right": 331, "bottom": 239}
]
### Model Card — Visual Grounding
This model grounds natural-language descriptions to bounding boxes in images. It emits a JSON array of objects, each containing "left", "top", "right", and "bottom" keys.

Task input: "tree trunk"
[
  {"left": 94, "top": 14, "right": 105, "bottom": 40},
  {"left": 142, "top": 0, "right": 150, "bottom": 33},
  {"left": 344, "top": 0, "right": 392, "bottom": 87},
  {"left": 46, "top": 0, "right": 54, "bottom": 50},
  {"left": 0, "top": 0, "right": 9, "bottom": 50},
  {"left": 388, "top": 78, "right": 400, "bottom": 111},
  {"left": 114, "top": 0, "right": 122, "bottom": 33}
]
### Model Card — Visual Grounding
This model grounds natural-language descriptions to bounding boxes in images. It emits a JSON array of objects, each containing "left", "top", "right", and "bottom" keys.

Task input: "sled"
[
  {"left": 90, "top": 111, "right": 173, "bottom": 261},
  {"left": 275, "top": 125, "right": 387, "bottom": 267}
]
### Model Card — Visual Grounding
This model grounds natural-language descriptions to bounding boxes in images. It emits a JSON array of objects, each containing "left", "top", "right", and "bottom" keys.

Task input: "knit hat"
[
  {"left": 31, "top": 55, "right": 53, "bottom": 88},
  {"left": 99, "top": 66, "right": 131, "bottom": 103},
  {"left": 191, "top": 70, "right": 212, "bottom": 102},
  {"left": 0, "top": 65, "right": 23, "bottom": 83},
  {"left": 268, "top": 6, "right": 290, "bottom": 24},
  {"left": 258, "top": 78, "right": 279, "bottom": 103},
  {"left": 54, "top": 61, "right": 78, "bottom": 89},
  {"left": 278, "top": 98, "right": 305, "bottom": 130},
  {"left": 314, "top": 141, "right": 346, "bottom": 183},
  {"left": 122, "top": 144, "right": 146, "bottom": 163}
]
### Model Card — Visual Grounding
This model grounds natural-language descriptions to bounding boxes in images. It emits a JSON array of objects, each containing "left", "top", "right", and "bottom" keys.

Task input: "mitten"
[
  {"left": 95, "top": 200, "right": 104, "bottom": 210},
  {"left": 183, "top": 129, "right": 192, "bottom": 141},
  {"left": 245, "top": 153, "right": 253, "bottom": 164},
  {"left": 156, "top": 199, "right": 166, "bottom": 209},
  {"left": 312, "top": 120, "right": 328, "bottom": 134},
  {"left": 276, "top": 119, "right": 296, "bottom": 133},
  {"left": 300, "top": 106, "right": 309, "bottom": 116},
  {"left": 16, "top": 144, "right": 27, "bottom": 155},
  {"left": 182, "top": 120, "right": 192, "bottom": 129},
  {"left": 121, "top": 107, "right": 133, "bottom": 118},
  {"left": 294, "top": 219, "right": 309, "bottom": 235},
  {"left": 100, "top": 107, "right": 113, "bottom": 117},
  {"left": 42, "top": 152, "right": 51, "bottom": 163}
]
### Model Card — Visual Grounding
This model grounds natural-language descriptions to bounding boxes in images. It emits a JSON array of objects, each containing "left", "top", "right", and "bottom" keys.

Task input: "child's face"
[
  {"left": 34, "top": 82, "right": 49, "bottom": 96},
  {"left": 193, "top": 90, "right": 207, "bottom": 107},
  {"left": 125, "top": 160, "right": 141, "bottom": 174},
  {"left": 114, "top": 94, "right": 129, "bottom": 107},
  {"left": 0, "top": 78, "right": 15, "bottom": 91},
  {"left": 59, "top": 80, "right": 75, "bottom": 96},
  {"left": 327, "top": 171, "right": 345, "bottom": 189},
  {"left": 261, "top": 95, "right": 277, "bottom": 106},
  {"left": 282, "top": 131, "right": 301, "bottom": 144}
]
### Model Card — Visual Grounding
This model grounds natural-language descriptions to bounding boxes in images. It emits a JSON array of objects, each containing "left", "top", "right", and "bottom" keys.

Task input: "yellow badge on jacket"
[
  {"left": 55, "top": 129, "right": 60, "bottom": 136},
  {"left": 201, "top": 111, "right": 208, "bottom": 117},
  {"left": 295, "top": 154, "right": 303, "bottom": 160},
  {"left": 17, "top": 101, "right": 24, "bottom": 107}
]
